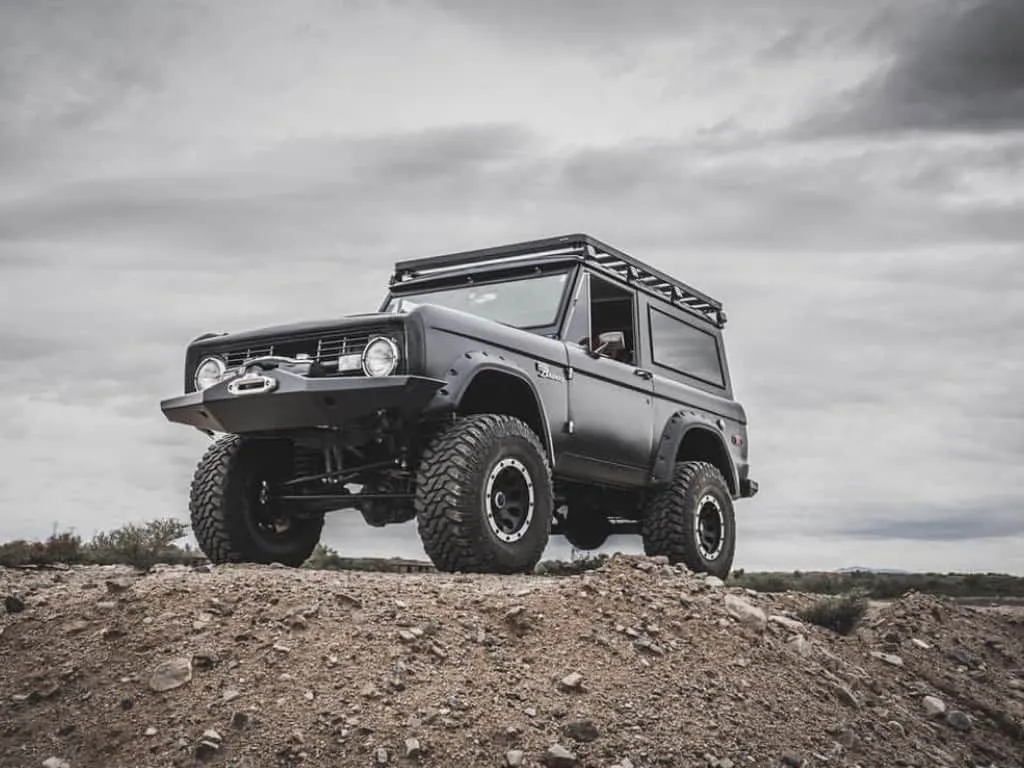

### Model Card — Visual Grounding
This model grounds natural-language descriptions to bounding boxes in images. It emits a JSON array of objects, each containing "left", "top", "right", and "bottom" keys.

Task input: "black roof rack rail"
[{"left": 390, "top": 233, "right": 726, "bottom": 327}]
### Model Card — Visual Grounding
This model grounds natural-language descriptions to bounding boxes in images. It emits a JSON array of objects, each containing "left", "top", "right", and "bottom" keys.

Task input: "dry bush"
[
  {"left": 798, "top": 591, "right": 869, "bottom": 635},
  {"left": 86, "top": 518, "right": 189, "bottom": 571}
]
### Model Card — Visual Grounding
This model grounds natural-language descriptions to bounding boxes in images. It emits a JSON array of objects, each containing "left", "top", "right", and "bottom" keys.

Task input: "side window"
[
  {"left": 563, "top": 272, "right": 591, "bottom": 348},
  {"left": 648, "top": 306, "right": 725, "bottom": 387},
  {"left": 590, "top": 274, "right": 637, "bottom": 365}
]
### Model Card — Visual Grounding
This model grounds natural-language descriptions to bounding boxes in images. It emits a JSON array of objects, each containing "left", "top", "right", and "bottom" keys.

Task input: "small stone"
[
  {"left": 374, "top": 746, "right": 389, "bottom": 764},
  {"left": 617, "top": 760, "right": 635, "bottom": 768},
  {"left": 105, "top": 578, "right": 132, "bottom": 593},
  {"left": 564, "top": 719, "right": 599, "bottom": 742},
  {"left": 787, "top": 634, "right": 811, "bottom": 657},
  {"left": 148, "top": 657, "right": 192, "bottom": 692},
  {"left": 398, "top": 630, "right": 417, "bottom": 643},
  {"left": 922, "top": 695, "right": 945, "bottom": 717},
  {"left": 829, "top": 682, "right": 860, "bottom": 709},
  {"left": 780, "top": 755, "right": 804, "bottom": 767},
  {"left": 724, "top": 595, "right": 767, "bottom": 629},
  {"left": 506, "top": 749, "right": 525, "bottom": 767},
  {"left": 64, "top": 621, "right": 90, "bottom": 636},
  {"left": 945, "top": 709, "right": 972, "bottom": 731},
  {"left": 4, "top": 595, "right": 26, "bottom": 613},
  {"left": 202, "top": 729, "right": 222, "bottom": 743},
  {"left": 144, "top": 727, "right": 157, "bottom": 737},
  {"left": 911, "top": 638, "right": 931, "bottom": 649},
  {"left": 769, "top": 615, "right": 805, "bottom": 632},
  {"left": 870, "top": 651, "right": 903, "bottom": 667},
  {"left": 404, "top": 738, "right": 422, "bottom": 757},
  {"left": 230, "top": 711, "right": 250, "bottom": 730},
  {"left": 704, "top": 576, "right": 725, "bottom": 588},
  {"left": 559, "top": 672, "right": 584, "bottom": 691},
  {"left": 42, "top": 759, "right": 70, "bottom": 768},
  {"left": 543, "top": 743, "right": 579, "bottom": 768},
  {"left": 524, "top": 707, "right": 537, "bottom": 717},
  {"left": 195, "top": 740, "right": 220, "bottom": 760}
]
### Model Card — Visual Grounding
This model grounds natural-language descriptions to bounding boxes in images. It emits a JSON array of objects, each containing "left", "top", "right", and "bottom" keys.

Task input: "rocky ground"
[{"left": 1, "top": 555, "right": 1022, "bottom": 768}]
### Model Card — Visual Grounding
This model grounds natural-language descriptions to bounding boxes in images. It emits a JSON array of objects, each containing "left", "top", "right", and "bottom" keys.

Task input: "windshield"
[{"left": 385, "top": 271, "right": 571, "bottom": 328}]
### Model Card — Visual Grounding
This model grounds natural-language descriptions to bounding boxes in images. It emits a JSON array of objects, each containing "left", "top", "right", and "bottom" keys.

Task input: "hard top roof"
[{"left": 390, "top": 233, "right": 726, "bottom": 328}]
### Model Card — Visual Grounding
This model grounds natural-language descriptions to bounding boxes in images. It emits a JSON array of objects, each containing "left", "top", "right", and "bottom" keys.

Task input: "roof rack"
[{"left": 390, "top": 233, "right": 726, "bottom": 327}]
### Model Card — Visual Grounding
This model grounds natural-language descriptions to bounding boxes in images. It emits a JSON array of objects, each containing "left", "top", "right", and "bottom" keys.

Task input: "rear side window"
[{"left": 647, "top": 306, "right": 725, "bottom": 388}]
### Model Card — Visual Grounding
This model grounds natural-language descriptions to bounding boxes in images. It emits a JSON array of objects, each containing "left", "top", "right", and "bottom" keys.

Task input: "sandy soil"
[{"left": 2, "top": 555, "right": 1022, "bottom": 768}]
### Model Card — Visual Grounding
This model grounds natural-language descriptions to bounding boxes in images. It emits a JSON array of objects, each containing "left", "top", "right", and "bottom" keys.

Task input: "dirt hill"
[{"left": 1, "top": 555, "right": 1022, "bottom": 768}]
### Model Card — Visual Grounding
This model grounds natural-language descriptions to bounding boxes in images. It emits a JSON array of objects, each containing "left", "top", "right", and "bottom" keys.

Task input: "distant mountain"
[{"left": 835, "top": 567, "right": 911, "bottom": 574}]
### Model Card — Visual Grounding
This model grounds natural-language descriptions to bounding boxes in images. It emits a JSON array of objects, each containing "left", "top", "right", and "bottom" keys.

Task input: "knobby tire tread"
[
  {"left": 642, "top": 460, "right": 734, "bottom": 576},
  {"left": 188, "top": 434, "right": 246, "bottom": 564},
  {"left": 415, "top": 414, "right": 551, "bottom": 574}
]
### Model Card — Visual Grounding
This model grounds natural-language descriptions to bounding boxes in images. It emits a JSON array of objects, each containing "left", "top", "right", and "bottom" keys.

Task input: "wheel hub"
[
  {"left": 695, "top": 494, "right": 725, "bottom": 560},
  {"left": 484, "top": 457, "right": 535, "bottom": 543}
]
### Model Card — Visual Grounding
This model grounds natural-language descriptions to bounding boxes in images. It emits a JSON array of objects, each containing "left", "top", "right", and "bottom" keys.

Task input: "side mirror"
[{"left": 591, "top": 331, "right": 625, "bottom": 358}]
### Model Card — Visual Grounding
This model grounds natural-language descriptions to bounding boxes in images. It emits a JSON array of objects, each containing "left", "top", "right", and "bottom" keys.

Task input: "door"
[{"left": 557, "top": 270, "right": 654, "bottom": 487}]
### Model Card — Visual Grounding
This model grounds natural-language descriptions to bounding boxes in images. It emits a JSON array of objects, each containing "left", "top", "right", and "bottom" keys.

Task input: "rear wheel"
[
  {"left": 641, "top": 460, "right": 736, "bottom": 578},
  {"left": 188, "top": 435, "right": 324, "bottom": 567},
  {"left": 414, "top": 414, "right": 553, "bottom": 573}
]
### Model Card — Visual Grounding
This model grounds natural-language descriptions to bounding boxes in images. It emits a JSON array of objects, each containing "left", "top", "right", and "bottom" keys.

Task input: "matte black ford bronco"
[{"left": 160, "top": 234, "right": 757, "bottom": 576}]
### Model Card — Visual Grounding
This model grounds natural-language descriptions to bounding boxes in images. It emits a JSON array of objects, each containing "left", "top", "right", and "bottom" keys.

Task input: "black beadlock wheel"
[
  {"left": 641, "top": 460, "right": 736, "bottom": 578},
  {"left": 414, "top": 414, "right": 553, "bottom": 574},
  {"left": 188, "top": 434, "right": 324, "bottom": 567}
]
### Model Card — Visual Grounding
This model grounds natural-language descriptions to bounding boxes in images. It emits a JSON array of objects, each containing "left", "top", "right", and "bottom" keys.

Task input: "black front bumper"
[{"left": 160, "top": 371, "right": 446, "bottom": 434}]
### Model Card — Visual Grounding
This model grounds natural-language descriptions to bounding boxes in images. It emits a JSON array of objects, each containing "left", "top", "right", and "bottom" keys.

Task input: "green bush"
[
  {"left": 798, "top": 591, "right": 869, "bottom": 635},
  {"left": 86, "top": 518, "right": 190, "bottom": 570}
]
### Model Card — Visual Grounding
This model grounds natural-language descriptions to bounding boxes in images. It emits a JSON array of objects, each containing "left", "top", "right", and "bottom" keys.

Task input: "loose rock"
[
  {"left": 724, "top": 594, "right": 767, "bottom": 629},
  {"left": 543, "top": 743, "right": 579, "bottom": 768},
  {"left": 922, "top": 695, "right": 946, "bottom": 717},
  {"left": 147, "top": 657, "right": 192, "bottom": 692},
  {"left": 4, "top": 595, "right": 26, "bottom": 613},
  {"left": 946, "top": 709, "right": 972, "bottom": 731}
]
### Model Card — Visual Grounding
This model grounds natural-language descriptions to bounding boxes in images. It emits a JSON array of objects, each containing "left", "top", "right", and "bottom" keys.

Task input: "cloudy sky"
[{"left": 2, "top": 0, "right": 1022, "bottom": 574}]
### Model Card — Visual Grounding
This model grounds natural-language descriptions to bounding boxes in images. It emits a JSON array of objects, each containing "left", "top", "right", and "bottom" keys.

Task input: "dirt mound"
[{"left": 2, "top": 555, "right": 1022, "bottom": 768}]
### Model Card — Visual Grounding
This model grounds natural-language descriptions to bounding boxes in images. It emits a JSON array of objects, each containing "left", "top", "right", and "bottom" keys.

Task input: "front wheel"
[
  {"left": 188, "top": 435, "right": 324, "bottom": 567},
  {"left": 641, "top": 461, "right": 736, "bottom": 578},
  {"left": 414, "top": 414, "right": 553, "bottom": 573}
]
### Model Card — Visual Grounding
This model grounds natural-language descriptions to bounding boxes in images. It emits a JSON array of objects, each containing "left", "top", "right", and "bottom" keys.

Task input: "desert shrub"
[
  {"left": 0, "top": 531, "right": 83, "bottom": 567},
  {"left": 303, "top": 544, "right": 344, "bottom": 570},
  {"left": 0, "top": 540, "right": 34, "bottom": 567},
  {"left": 534, "top": 553, "right": 609, "bottom": 576},
  {"left": 798, "top": 591, "right": 869, "bottom": 635},
  {"left": 85, "top": 518, "right": 189, "bottom": 571}
]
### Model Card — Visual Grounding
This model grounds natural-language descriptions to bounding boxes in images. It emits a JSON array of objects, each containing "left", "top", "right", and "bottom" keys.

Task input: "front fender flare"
[{"left": 426, "top": 352, "right": 555, "bottom": 461}]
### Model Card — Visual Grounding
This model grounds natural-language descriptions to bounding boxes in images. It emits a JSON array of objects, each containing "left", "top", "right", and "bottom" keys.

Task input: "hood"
[{"left": 189, "top": 312, "right": 405, "bottom": 350}]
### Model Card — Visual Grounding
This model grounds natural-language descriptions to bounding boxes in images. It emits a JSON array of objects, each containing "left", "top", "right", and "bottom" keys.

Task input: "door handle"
[{"left": 633, "top": 368, "right": 653, "bottom": 380}]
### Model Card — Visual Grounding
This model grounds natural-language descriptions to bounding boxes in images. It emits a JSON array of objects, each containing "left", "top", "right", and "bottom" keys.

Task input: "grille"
[{"left": 214, "top": 326, "right": 402, "bottom": 375}]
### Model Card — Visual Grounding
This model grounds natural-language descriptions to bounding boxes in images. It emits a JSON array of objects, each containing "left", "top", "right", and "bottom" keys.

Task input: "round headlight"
[
  {"left": 194, "top": 356, "right": 226, "bottom": 391},
  {"left": 361, "top": 337, "right": 400, "bottom": 377}
]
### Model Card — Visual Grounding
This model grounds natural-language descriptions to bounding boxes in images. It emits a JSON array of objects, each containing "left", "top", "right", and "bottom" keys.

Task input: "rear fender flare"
[{"left": 650, "top": 411, "right": 738, "bottom": 495}]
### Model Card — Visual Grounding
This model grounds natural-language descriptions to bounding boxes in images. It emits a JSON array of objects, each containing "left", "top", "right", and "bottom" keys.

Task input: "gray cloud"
[
  {"left": 805, "top": 0, "right": 1024, "bottom": 134},
  {"left": 1, "top": 0, "right": 1022, "bottom": 574},
  {"left": 834, "top": 501, "right": 1024, "bottom": 541}
]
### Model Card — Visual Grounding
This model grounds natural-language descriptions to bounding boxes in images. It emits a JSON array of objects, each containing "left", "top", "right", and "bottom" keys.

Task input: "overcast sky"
[{"left": 1, "top": 0, "right": 1022, "bottom": 574}]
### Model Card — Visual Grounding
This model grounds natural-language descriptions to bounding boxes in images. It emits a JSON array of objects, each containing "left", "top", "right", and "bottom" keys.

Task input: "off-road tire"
[
  {"left": 414, "top": 414, "right": 553, "bottom": 574},
  {"left": 641, "top": 460, "right": 736, "bottom": 578},
  {"left": 188, "top": 434, "right": 324, "bottom": 567}
]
